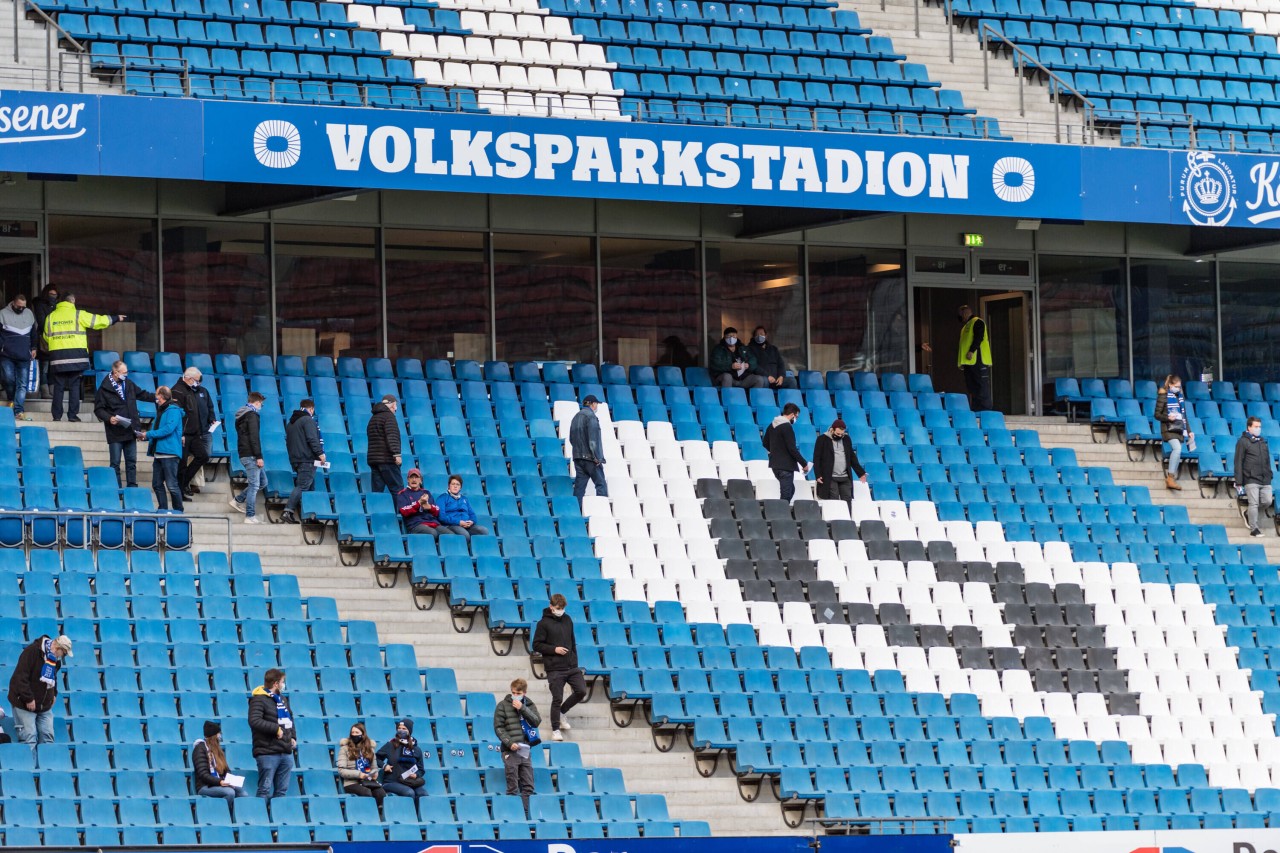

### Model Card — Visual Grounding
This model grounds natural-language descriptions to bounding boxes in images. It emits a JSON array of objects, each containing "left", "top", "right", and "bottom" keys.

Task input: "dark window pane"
[
  {"left": 163, "top": 222, "right": 270, "bottom": 358},
  {"left": 601, "top": 238, "right": 700, "bottom": 369},
  {"left": 706, "top": 243, "right": 804, "bottom": 369},
  {"left": 809, "top": 247, "right": 906, "bottom": 373},
  {"left": 275, "top": 224, "right": 380, "bottom": 360},
  {"left": 1131, "top": 259, "right": 1216, "bottom": 383},
  {"left": 1221, "top": 262, "right": 1280, "bottom": 385},
  {"left": 494, "top": 234, "right": 596, "bottom": 364},
  {"left": 1039, "top": 255, "right": 1127, "bottom": 396},
  {"left": 385, "top": 230, "right": 488, "bottom": 362}
]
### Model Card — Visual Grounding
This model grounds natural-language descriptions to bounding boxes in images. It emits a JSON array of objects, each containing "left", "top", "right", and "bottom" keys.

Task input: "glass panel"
[
  {"left": 163, "top": 221, "right": 270, "bottom": 358},
  {"left": 1131, "top": 258, "right": 1216, "bottom": 384},
  {"left": 1039, "top": 255, "right": 1127, "bottom": 398},
  {"left": 274, "top": 224, "right": 380, "bottom": 360},
  {"left": 493, "top": 234, "right": 596, "bottom": 364},
  {"left": 47, "top": 216, "right": 159, "bottom": 352},
  {"left": 600, "top": 238, "right": 700, "bottom": 369},
  {"left": 385, "top": 229, "right": 488, "bottom": 362},
  {"left": 706, "top": 242, "right": 804, "bottom": 369},
  {"left": 1221, "top": 261, "right": 1280, "bottom": 384},
  {"left": 809, "top": 247, "right": 906, "bottom": 374}
]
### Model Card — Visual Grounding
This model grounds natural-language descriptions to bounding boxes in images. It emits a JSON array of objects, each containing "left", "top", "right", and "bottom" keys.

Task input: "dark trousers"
[
  {"left": 547, "top": 667, "right": 588, "bottom": 731},
  {"left": 572, "top": 459, "right": 608, "bottom": 503},
  {"left": 503, "top": 748, "right": 534, "bottom": 813},
  {"left": 180, "top": 432, "right": 212, "bottom": 492},
  {"left": 370, "top": 463, "right": 403, "bottom": 493},
  {"left": 108, "top": 439, "right": 138, "bottom": 487},
  {"left": 963, "top": 364, "right": 993, "bottom": 412},
  {"left": 818, "top": 477, "right": 853, "bottom": 502},
  {"left": 50, "top": 369, "right": 82, "bottom": 419},
  {"left": 773, "top": 468, "right": 796, "bottom": 502},
  {"left": 344, "top": 782, "right": 386, "bottom": 805},
  {"left": 285, "top": 462, "right": 316, "bottom": 513},
  {"left": 152, "top": 456, "right": 183, "bottom": 511}
]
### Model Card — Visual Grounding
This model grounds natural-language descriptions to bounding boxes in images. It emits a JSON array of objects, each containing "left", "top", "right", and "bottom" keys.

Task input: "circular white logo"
[
  {"left": 253, "top": 120, "right": 301, "bottom": 169},
  {"left": 992, "top": 157, "right": 1035, "bottom": 203},
  {"left": 1180, "top": 152, "right": 1236, "bottom": 227}
]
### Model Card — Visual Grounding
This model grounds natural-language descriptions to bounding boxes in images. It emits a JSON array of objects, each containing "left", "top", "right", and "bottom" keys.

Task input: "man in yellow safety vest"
[
  {"left": 957, "top": 304, "right": 993, "bottom": 412},
  {"left": 42, "top": 292, "right": 125, "bottom": 422}
]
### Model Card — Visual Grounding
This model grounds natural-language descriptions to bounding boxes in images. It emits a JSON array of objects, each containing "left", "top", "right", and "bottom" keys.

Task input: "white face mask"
[
  {"left": 725, "top": 336, "right": 738, "bottom": 347},
  {"left": 755, "top": 335, "right": 766, "bottom": 344},
  {"left": 550, "top": 608, "right": 565, "bottom": 618}
]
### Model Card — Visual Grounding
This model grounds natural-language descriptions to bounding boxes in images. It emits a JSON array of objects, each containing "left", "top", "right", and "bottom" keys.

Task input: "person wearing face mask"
[
  {"left": 94, "top": 360, "right": 157, "bottom": 487},
  {"left": 0, "top": 293, "right": 36, "bottom": 420},
  {"left": 764, "top": 402, "right": 812, "bottom": 502},
  {"left": 376, "top": 719, "right": 427, "bottom": 801},
  {"left": 1155, "top": 374, "right": 1195, "bottom": 491},
  {"left": 710, "top": 327, "right": 765, "bottom": 390},
  {"left": 170, "top": 367, "right": 217, "bottom": 499},
  {"left": 746, "top": 325, "right": 796, "bottom": 390},
  {"left": 230, "top": 390, "right": 266, "bottom": 524},
  {"left": 248, "top": 668, "right": 296, "bottom": 801},
  {"left": 532, "top": 593, "right": 586, "bottom": 742},
  {"left": 955, "top": 305, "right": 993, "bottom": 412},
  {"left": 192, "top": 721, "right": 247, "bottom": 804},
  {"left": 139, "top": 386, "right": 185, "bottom": 512},
  {"left": 42, "top": 292, "right": 123, "bottom": 422},
  {"left": 812, "top": 418, "right": 867, "bottom": 503},
  {"left": 281, "top": 398, "right": 325, "bottom": 525},
  {"left": 337, "top": 721, "right": 385, "bottom": 804},
  {"left": 493, "top": 678, "right": 541, "bottom": 813},
  {"left": 569, "top": 395, "right": 608, "bottom": 506},
  {"left": 30, "top": 284, "right": 58, "bottom": 399},
  {"left": 1235, "top": 416, "right": 1273, "bottom": 537}
]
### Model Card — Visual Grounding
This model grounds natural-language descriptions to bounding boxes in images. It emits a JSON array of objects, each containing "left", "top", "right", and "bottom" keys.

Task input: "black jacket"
[
  {"left": 366, "top": 402, "right": 401, "bottom": 465},
  {"left": 171, "top": 380, "right": 215, "bottom": 438},
  {"left": 234, "top": 405, "right": 262, "bottom": 460},
  {"left": 192, "top": 739, "right": 227, "bottom": 790},
  {"left": 1235, "top": 432, "right": 1273, "bottom": 487},
  {"left": 8, "top": 636, "right": 62, "bottom": 713},
  {"left": 247, "top": 687, "right": 296, "bottom": 757},
  {"left": 532, "top": 607, "right": 579, "bottom": 672},
  {"left": 376, "top": 721, "right": 426, "bottom": 786},
  {"left": 747, "top": 340, "right": 787, "bottom": 381},
  {"left": 493, "top": 694, "right": 541, "bottom": 750},
  {"left": 764, "top": 415, "right": 807, "bottom": 473},
  {"left": 813, "top": 431, "right": 866, "bottom": 484},
  {"left": 94, "top": 376, "right": 155, "bottom": 444},
  {"left": 285, "top": 409, "right": 324, "bottom": 468}
]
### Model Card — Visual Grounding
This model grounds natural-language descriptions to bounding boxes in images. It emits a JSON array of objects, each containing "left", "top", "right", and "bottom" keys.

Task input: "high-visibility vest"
[
  {"left": 958, "top": 316, "right": 992, "bottom": 367},
  {"left": 42, "top": 301, "right": 112, "bottom": 372}
]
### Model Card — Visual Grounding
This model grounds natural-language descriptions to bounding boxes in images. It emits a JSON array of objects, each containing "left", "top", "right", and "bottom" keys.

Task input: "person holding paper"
[
  {"left": 494, "top": 678, "right": 541, "bottom": 813},
  {"left": 140, "top": 386, "right": 185, "bottom": 512},
  {"left": 94, "top": 359, "right": 156, "bottom": 488},
  {"left": 248, "top": 668, "right": 296, "bottom": 801},
  {"left": 193, "top": 721, "right": 247, "bottom": 804},
  {"left": 709, "top": 327, "right": 765, "bottom": 390},
  {"left": 170, "top": 366, "right": 218, "bottom": 499},
  {"left": 376, "top": 719, "right": 427, "bottom": 801},
  {"left": 337, "top": 722, "right": 385, "bottom": 805}
]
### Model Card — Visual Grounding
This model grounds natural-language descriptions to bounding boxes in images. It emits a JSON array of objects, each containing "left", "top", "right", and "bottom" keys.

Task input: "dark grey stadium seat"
[
  {"left": 993, "top": 582, "right": 1024, "bottom": 604},
  {"left": 859, "top": 520, "right": 889, "bottom": 541},
  {"left": 739, "top": 518, "right": 770, "bottom": 540},
  {"left": 788, "top": 561, "right": 818, "bottom": 584},
  {"left": 950, "top": 625, "right": 982, "bottom": 647},
  {"left": 695, "top": 478, "right": 725, "bottom": 499},
  {"left": 1055, "top": 583, "right": 1084, "bottom": 605},
  {"left": 994, "top": 562, "right": 1025, "bottom": 584},
  {"left": 1034, "top": 670, "right": 1067, "bottom": 692},
  {"left": 800, "top": 519, "right": 830, "bottom": 540},
  {"left": 960, "top": 647, "right": 993, "bottom": 669},
  {"left": 967, "top": 562, "right": 997, "bottom": 584},
  {"left": 806, "top": 579, "right": 835, "bottom": 600},
  {"left": 1097, "top": 670, "right": 1128, "bottom": 693},
  {"left": 1087, "top": 647, "right": 1117, "bottom": 669},
  {"left": 778, "top": 539, "right": 808, "bottom": 561},
  {"left": 993, "top": 647, "right": 1023, "bottom": 670},
  {"left": 761, "top": 499, "right": 792, "bottom": 520},
  {"left": 709, "top": 518, "right": 740, "bottom": 540},
  {"left": 935, "top": 561, "right": 966, "bottom": 584},
  {"left": 864, "top": 540, "right": 898, "bottom": 560},
  {"left": 725, "top": 479, "right": 756, "bottom": 501},
  {"left": 1003, "top": 603, "right": 1034, "bottom": 625},
  {"left": 1024, "top": 647, "right": 1055, "bottom": 671},
  {"left": 927, "top": 541, "right": 957, "bottom": 562},
  {"left": 886, "top": 625, "right": 919, "bottom": 647},
  {"left": 717, "top": 539, "right": 748, "bottom": 559},
  {"left": 702, "top": 498, "right": 732, "bottom": 519},
  {"left": 828, "top": 520, "right": 859, "bottom": 541},
  {"left": 918, "top": 625, "right": 950, "bottom": 648},
  {"left": 771, "top": 520, "right": 800, "bottom": 540},
  {"left": 1033, "top": 604, "right": 1066, "bottom": 626},
  {"left": 812, "top": 601, "right": 847, "bottom": 624},
  {"left": 732, "top": 500, "right": 763, "bottom": 520},
  {"left": 877, "top": 603, "right": 909, "bottom": 625},
  {"left": 846, "top": 603, "right": 877, "bottom": 625},
  {"left": 1056, "top": 648, "right": 1087, "bottom": 670},
  {"left": 755, "top": 560, "right": 786, "bottom": 581},
  {"left": 724, "top": 559, "right": 756, "bottom": 582},
  {"left": 1062, "top": 603, "right": 1094, "bottom": 626},
  {"left": 792, "top": 501, "right": 823, "bottom": 520},
  {"left": 741, "top": 579, "right": 774, "bottom": 602},
  {"left": 1077, "top": 626, "right": 1107, "bottom": 649},
  {"left": 774, "top": 580, "right": 805, "bottom": 603},
  {"left": 896, "top": 541, "right": 927, "bottom": 563},
  {"left": 1024, "top": 583, "right": 1055, "bottom": 606},
  {"left": 1108, "top": 693, "right": 1139, "bottom": 715},
  {"left": 1067, "top": 671, "right": 1098, "bottom": 694},
  {"left": 747, "top": 539, "right": 778, "bottom": 560},
  {"left": 1043, "top": 625, "right": 1076, "bottom": 649}
]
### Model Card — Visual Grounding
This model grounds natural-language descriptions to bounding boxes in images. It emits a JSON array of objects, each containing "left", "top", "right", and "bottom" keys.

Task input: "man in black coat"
[
  {"left": 94, "top": 359, "right": 156, "bottom": 487},
  {"left": 8, "top": 633, "right": 72, "bottom": 746},
  {"left": 247, "top": 667, "right": 296, "bottom": 801},
  {"left": 1235, "top": 416, "right": 1274, "bottom": 537},
  {"left": 30, "top": 284, "right": 58, "bottom": 398},
  {"left": 812, "top": 418, "right": 866, "bottom": 503},
  {"left": 531, "top": 593, "right": 587, "bottom": 741},
  {"left": 281, "top": 399, "right": 325, "bottom": 525},
  {"left": 366, "top": 394, "right": 403, "bottom": 493},
  {"left": 763, "top": 402, "right": 811, "bottom": 502},
  {"left": 746, "top": 325, "right": 797, "bottom": 389},
  {"left": 170, "top": 367, "right": 217, "bottom": 498}
]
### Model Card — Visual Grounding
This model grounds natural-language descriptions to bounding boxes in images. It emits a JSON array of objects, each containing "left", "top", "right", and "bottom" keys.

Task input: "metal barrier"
[
  {"left": 807, "top": 815, "right": 954, "bottom": 837},
  {"left": 13, "top": 0, "right": 86, "bottom": 90},
  {"left": 0, "top": 507, "right": 236, "bottom": 563},
  {"left": 978, "top": 22, "right": 1097, "bottom": 143}
]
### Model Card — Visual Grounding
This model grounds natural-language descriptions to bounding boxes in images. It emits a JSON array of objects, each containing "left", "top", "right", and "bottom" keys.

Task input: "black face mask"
[
  {"left": 12, "top": 305, "right": 24, "bottom": 313},
  {"left": 350, "top": 734, "right": 363, "bottom": 743}
]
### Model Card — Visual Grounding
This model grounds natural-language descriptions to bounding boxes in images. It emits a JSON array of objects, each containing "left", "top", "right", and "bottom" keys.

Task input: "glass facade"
[
  {"left": 162, "top": 221, "right": 271, "bottom": 358},
  {"left": 1220, "top": 262, "right": 1280, "bottom": 385},
  {"left": 1131, "top": 258, "right": 1217, "bottom": 385},
  {"left": 600, "top": 238, "right": 700, "bottom": 368},
  {"left": 274, "top": 224, "right": 381, "bottom": 360},
  {"left": 706, "top": 242, "right": 805, "bottom": 369},
  {"left": 1038, "top": 254, "right": 1127, "bottom": 398},
  {"left": 493, "top": 234, "right": 597, "bottom": 365},
  {"left": 808, "top": 246, "right": 907, "bottom": 374},
  {"left": 385, "top": 229, "right": 488, "bottom": 363}
]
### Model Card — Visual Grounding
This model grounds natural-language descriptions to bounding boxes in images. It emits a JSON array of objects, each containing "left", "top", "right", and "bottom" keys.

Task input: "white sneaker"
[
  {"left": 244, "top": 516, "right": 264, "bottom": 525},
  {"left": 558, "top": 719, "right": 571, "bottom": 731},
  {"left": 229, "top": 496, "right": 246, "bottom": 513},
  {"left": 551, "top": 730, "right": 563, "bottom": 741}
]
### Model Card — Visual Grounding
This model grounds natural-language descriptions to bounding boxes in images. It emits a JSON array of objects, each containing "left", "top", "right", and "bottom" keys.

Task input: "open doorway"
[
  {"left": 0, "top": 253, "right": 41, "bottom": 304},
  {"left": 915, "top": 286, "right": 1033, "bottom": 415}
]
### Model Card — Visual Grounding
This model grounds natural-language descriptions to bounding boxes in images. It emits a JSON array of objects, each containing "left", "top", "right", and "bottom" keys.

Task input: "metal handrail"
[
  {"left": 979, "top": 21, "right": 1096, "bottom": 143},
  {"left": 806, "top": 815, "right": 953, "bottom": 836},
  {"left": 14, "top": 0, "right": 87, "bottom": 90},
  {"left": 0, "top": 508, "right": 236, "bottom": 563}
]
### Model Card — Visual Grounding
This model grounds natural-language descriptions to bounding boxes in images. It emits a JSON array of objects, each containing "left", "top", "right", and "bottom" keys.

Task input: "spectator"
[
  {"left": 0, "top": 293, "right": 36, "bottom": 420},
  {"left": 7, "top": 633, "right": 72, "bottom": 749},
  {"left": 193, "top": 721, "right": 247, "bottom": 803},
  {"left": 141, "top": 386, "right": 185, "bottom": 512},
  {"left": 763, "top": 402, "right": 811, "bottom": 502},
  {"left": 30, "top": 284, "right": 58, "bottom": 398},
  {"left": 367, "top": 394, "right": 403, "bottom": 493},
  {"left": 746, "top": 325, "right": 796, "bottom": 389},
  {"left": 709, "top": 327, "right": 765, "bottom": 390},
  {"left": 395, "top": 468, "right": 442, "bottom": 537},
  {"left": 1235, "top": 416, "right": 1274, "bottom": 538},
  {"left": 248, "top": 668, "right": 296, "bottom": 801},
  {"left": 956, "top": 304, "right": 993, "bottom": 412},
  {"left": 94, "top": 359, "right": 156, "bottom": 488},
  {"left": 337, "top": 722, "right": 385, "bottom": 805},
  {"left": 532, "top": 593, "right": 586, "bottom": 742},
  {"left": 41, "top": 292, "right": 123, "bottom": 422},
  {"left": 494, "top": 677, "right": 540, "bottom": 812},
  {"left": 437, "top": 474, "right": 489, "bottom": 539},
  {"left": 1155, "top": 374, "right": 1194, "bottom": 491},
  {"left": 812, "top": 418, "right": 866, "bottom": 502},
  {"left": 376, "top": 719, "right": 427, "bottom": 802},
  {"left": 170, "top": 367, "right": 217, "bottom": 499},
  {"left": 569, "top": 394, "right": 607, "bottom": 505},
  {"left": 230, "top": 391, "right": 266, "bottom": 524},
  {"left": 281, "top": 399, "right": 325, "bottom": 525}
]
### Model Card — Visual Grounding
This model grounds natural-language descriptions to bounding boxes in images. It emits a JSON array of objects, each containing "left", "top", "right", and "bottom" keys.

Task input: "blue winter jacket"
[
  {"left": 146, "top": 402, "right": 185, "bottom": 457},
  {"left": 436, "top": 491, "right": 478, "bottom": 525}
]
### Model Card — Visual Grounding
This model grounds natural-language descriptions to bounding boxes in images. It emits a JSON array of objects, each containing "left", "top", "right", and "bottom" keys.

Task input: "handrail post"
[
  {"left": 1017, "top": 51, "right": 1024, "bottom": 116},
  {"left": 1052, "top": 77, "right": 1060, "bottom": 142},
  {"left": 13, "top": 0, "right": 19, "bottom": 63},
  {"left": 982, "top": 26, "right": 989, "bottom": 90},
  {"left": 913, "top": 0, "right": 919, "bottom": 37},
  {"left": 946, "top": 0, "right": 953, "bottom": 63}
]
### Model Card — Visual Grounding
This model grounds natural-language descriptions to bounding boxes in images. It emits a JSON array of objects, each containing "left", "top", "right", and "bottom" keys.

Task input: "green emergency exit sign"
[{"left": 962, "top": 233, "right": 984, "bottom": 247}]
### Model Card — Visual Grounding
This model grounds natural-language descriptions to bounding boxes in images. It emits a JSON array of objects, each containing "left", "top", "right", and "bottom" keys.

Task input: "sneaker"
[
  {"left": 280, "top": 511, "right": 300, "bottom": 524},
  {"left": 551, "top": 730, "right": 563, "bottom": 741},
  {"left": 1252, "top": 528, "right": 1264, "bottom": 537},
  {"left": 558, "top": 718, "right": 571, "bottom": 731},
  {"left": 244, "top": 516, "right": 264, "bottom": 525},
  {"left": 229, "top": 496, "right": 246, "bottom": 513},
  {"left": 16, "top": 414, "right": 30, "bottom": 421}
]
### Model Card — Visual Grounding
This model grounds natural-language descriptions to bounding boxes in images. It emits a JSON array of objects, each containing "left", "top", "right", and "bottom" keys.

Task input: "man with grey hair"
[
  {"left": 170, "top": 366, "right": 217, "bottom": 498},
  {"left": 8, "top": 633, "right": 72, "bottom": 749},
  {"left": 93, "top": 359, "right": 156, "bottom": 487}
]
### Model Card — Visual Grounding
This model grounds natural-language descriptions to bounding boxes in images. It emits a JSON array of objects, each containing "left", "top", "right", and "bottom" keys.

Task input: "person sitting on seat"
[
  {"left": 710, "top": 327, "right": 765, "bottom": 390},
  {"left": 395, "top": 468, "right": 441, "bottom": 537},
  {"left": 376, "top": 719, "right": 427, "bottom": 801},
  {"left": 436, "top": 474, "right": 490, "bottom": 539},
  {"left": 337, "top": 721, "right": 385, "bottom": 805},
  {"left": 192, "top": 721, "right": 247, "bottom": 803}
]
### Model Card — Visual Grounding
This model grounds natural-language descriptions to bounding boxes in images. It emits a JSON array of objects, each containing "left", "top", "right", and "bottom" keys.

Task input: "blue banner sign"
[
  {"left": 6, "top": 88, "right": 1280, "bottom": 229},
  {"left": 331, "top": 835, "right": 953, "bottom": 853}
]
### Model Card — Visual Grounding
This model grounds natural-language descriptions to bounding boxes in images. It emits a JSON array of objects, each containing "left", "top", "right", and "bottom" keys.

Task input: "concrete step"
[{"left": 0, "top": 0, "right": 119, "bottom": 94}]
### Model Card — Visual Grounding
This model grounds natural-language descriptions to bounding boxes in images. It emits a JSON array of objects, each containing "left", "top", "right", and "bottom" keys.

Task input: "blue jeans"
[
  {"left": 285, "top": 462, "right": 315, "bottom": 513},
  {"left": 152, "top": 456, "right": 183, "bottom": 511},
  {"left": 572, "top": 459, "right": 608, "bottom": 504},
  {"left": 1167, "top": 438, "right": 1182, "bottom": 476},
  {"left": 370, "top": 463, "right": 403, "bottom": 493},
  {"left": 109, "top": 439, "right": 138, "bottom": 487},
  {"left": 12, "top": 704, "right": 55, "bottom": 747},
  {"left": 238, "top": 457, "right": 264, "bottom": 518},
  {"left": 199, "top": 784, "right": 246, "bottom": 800},
  {"left": 255, "top": 753, "right": 294, "bottom": 800},
  {"left": 0, "top": 357, "right": 30, "bottom": 414}
]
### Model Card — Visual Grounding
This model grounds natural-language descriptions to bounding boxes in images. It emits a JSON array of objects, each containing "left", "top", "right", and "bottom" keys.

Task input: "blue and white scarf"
[
  {"left": 274, "top": 692, "right": 291, "bottom": 725},
  {"left": 110, "top": 377, "right": 126, "bottom": 401},
  {"left": 520, "top": 716, "right": 540, "bottom": 746},
  {"left": 355, "top": 754, "right": 370, "bottom": 774},
  {"left": 1165, "top": 388, "right": 1186, "bottom": 426},
  {"left": 39, "top": 638, "right": 57, "bottom": 685}
]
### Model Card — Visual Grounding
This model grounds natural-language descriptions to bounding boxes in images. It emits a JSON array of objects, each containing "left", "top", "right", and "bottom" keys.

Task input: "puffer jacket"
[
  {"left": 248, "top": 686, "right": 296, "bottom": 758},
  {"left": 493, "top": 693, "right": 541, "bottom": 750},
  {"left": 366, "top": 402, "right": 401, "bottom": 465},
  {"left": 1236, "top": 432, "right": 1274, "bottom": 487}
]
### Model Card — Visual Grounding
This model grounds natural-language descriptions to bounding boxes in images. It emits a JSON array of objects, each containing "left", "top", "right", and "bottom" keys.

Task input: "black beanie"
[{"left": 204, "top": 721, "right": 221, "bottom": 739}]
